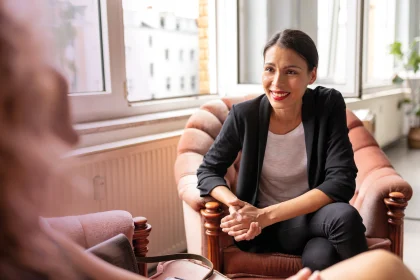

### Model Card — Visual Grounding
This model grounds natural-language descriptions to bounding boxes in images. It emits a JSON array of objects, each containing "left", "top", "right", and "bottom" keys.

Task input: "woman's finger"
[
  {"left": 244, "top": 223, "right": 258, "bottom": 240},
  {"left": 228, "top": 228, "right": 248, "bottom": 236},
  {"left": 234, "top": 231, "right": 249, "bottom": 242},
  {"left": 235, "top": 223, "right": 257, "bottom": 241},
  {"left": 221, "top": 219, "right": 243, "bottom": 229},
  {"left": 224, "top": 223, "right": 251, "bottom": 232},
  {"left": 221, "top": 215, "right": 234, "bottom": 224}
]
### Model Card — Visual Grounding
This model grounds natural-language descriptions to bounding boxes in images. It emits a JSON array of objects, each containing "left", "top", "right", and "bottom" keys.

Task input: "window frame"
[
  {"left": 69, "top": 0, "right": 218, "bottom": 124},
  {"left": 216, "top": 0, "right": 363, "bottom": 98},
  {"left": 361, "top": 0, "right": 399, "bottom": 92}
]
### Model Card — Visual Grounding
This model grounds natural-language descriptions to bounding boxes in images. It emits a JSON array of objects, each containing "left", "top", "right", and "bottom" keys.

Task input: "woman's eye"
[
  {"left": 286, "top": 70, "right": 297, "bottom": 75},
  {"left": 265, "top": 67, "right": 274, "bottom": 72}
]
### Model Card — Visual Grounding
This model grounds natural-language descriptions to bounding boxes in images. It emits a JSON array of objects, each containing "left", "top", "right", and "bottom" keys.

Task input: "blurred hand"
[{"left": 286, "top": 268, "right": 322, "bottom": 280}]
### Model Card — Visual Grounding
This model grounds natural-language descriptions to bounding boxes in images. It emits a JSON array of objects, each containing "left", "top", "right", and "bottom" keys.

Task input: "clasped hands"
[{"left": 220, "top": 199, "right": 266, "bottom": 242}]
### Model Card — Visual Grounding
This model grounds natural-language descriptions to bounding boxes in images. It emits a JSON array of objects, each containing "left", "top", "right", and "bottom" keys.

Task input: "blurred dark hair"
[{"left": 263, "top": 29, "right": 319, "bottom": 71}]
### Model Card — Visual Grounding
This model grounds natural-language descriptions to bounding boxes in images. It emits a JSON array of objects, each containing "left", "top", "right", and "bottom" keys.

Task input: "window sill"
[
  {"left": 68, "top": 129, "right": 184, "bottom": 157},
  {"left": 74, "top": 108, "right": 197, "bottom": 136},
  {"left": 345, "top": 87, "right": 408, "bottom": 104},
  {"left": 73, "top": 107, "right": 197, "bottom": 148}
]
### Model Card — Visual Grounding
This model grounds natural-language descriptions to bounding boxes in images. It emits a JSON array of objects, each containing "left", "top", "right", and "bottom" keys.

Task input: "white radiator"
[{"left": 54, "top": 135, "right": 186, "bottom": 257}]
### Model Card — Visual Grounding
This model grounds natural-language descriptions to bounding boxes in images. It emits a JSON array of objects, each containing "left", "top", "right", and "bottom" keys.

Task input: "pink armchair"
[
  {"left": 43, "top": 210, "right": 152, "bottom": 276},
  {"left": 175, "top": 95, "right": 413, "bottom": 279},
  {"left": 44, "top": 211, "right": 230, "bottom": 279}
]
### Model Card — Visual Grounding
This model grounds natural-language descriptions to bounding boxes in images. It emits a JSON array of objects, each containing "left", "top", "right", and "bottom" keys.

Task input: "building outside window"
[
  {"left": 122, "top": 0, "right": 205, "bottom": 101},
  {"left": 191, "top": 75, "right": 196, "bottom": 90},
  {"left": 166, "top": 77, "right": 171, "bottom": 90}
]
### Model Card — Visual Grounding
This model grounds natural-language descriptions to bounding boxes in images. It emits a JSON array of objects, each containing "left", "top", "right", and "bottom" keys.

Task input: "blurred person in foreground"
[{"left": 0, "top": 0, "right": 416, "bottom": 279}]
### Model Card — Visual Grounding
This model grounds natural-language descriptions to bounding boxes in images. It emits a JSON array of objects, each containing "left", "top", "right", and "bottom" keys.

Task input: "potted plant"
[{"left": 389, "top": 38, "right": 420, "bottom": 149}]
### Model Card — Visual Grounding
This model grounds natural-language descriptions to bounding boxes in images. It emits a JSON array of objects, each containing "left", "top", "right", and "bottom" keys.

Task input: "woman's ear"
[{"left": 308, "top": 67, "right": 317, "bottom": 85}]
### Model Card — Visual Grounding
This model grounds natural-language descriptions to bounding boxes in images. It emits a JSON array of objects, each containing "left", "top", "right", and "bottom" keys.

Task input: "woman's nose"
[{"left": 272, "top": 72, "right": 283, "bottom": 86}]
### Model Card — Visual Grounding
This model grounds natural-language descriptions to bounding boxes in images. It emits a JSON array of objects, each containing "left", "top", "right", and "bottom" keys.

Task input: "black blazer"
[{"left": 197, "top": 86, "right": 357, "bottom": 205}]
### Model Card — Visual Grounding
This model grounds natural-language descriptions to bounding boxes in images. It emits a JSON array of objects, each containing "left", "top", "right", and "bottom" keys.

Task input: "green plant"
[{"left": 389, "top": 38, "right": 420, "bottom": 127}]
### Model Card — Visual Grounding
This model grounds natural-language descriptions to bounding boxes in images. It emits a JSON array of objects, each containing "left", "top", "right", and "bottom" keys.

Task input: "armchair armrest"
[
  {"left": 44, "top": 211, "right": 152, "bottom": 277},
  {"left": 133, "top": 217, "right": 152, "bottom": 276},
  {"left": 353, "top": 170, "right": 412, "bottom": 259},
  {"left": 201, "top": 202, "right": 224, "bottom": 272},
  {"left": 384, "top": 192, "right": 408, "bottom": 258},
  {"left": 43, "top": 210, "right": 135, "bottom": 248}
]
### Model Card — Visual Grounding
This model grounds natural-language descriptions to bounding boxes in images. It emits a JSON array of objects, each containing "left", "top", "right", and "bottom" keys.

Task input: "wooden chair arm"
[
  {"left": 384, "top": 192, "right": 407, "bottom": 259},
  {"left": 201, "top": 202, "right": 224, "bottom": 271},
  {"left": 133, "top": 217, "right": 152, "bottom": 276}
]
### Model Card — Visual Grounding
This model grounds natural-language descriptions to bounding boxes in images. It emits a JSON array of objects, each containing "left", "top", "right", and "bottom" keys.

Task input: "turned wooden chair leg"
[
  {"left": 201, "top": 201, "right": 223, "bottom": 272},
  {"left": 384, "top": 192, "right": 407, "bottom": 259},
  {"left": 133, "top": 217, "right": 152, "bottom": 276}
]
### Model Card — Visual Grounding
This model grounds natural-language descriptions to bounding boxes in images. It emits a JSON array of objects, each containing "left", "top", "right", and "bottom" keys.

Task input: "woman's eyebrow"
[
  {"left": 282, "top": 65, "right": 302, "bottom": 69},
  {"left": 263, "top": 62, "right": 302, "bottom": 69}
]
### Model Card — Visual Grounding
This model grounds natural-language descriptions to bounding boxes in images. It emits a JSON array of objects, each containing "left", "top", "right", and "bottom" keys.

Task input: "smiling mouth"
[{"left": 270, "top": 90, "right": 291, "bottom": 101}]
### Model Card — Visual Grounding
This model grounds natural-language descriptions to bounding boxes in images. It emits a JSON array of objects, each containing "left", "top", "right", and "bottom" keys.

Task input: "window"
[
  {"left": 47, "top": 0, "right": 105, "bottom": 93},
  {"left": 317, "top": 0, "right": 349, "bottom": 84},
  {"left": 45, "top": 0, "right": 217, "bottom": 124},
  {"left": 233, "top": 0, "right": 359, "bottom": 96},
  {"left": 180, "top": 76, "right": 185, "bottom": 89},
  {"left": 363, "top": 0, "right": 397, "bottom": 86},
  {"left": 122, "top": 0, "right": 217, "bottom": 102}
]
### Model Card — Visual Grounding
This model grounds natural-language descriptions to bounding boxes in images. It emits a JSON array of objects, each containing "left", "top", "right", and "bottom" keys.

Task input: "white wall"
[{"left": 346, "top": 93, "right": 405, "bottom": 147}]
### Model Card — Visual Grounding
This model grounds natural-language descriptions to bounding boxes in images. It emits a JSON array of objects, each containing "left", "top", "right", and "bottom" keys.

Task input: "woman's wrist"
[
  {"left": 257, "top": 207, "right": 272, "bottom": 229},
  {"left": 210, "top": 185, "right": 238, "bottom": 206},
  {"left": 259, "top": 203, "right": 283, "bottom": 228}
]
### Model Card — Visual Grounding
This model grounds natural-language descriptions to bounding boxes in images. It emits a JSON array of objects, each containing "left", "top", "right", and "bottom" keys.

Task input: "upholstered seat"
[{"left": 175, "top": 94, "right": 413, "bottom": 279}]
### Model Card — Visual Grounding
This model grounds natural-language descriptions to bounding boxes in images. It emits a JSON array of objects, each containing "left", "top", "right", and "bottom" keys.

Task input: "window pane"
[
  {"left": 47, "top": 0, "right": 104, "bottom": 93},
  {"left": 365, "top": 0, "right": 396, "bottom": 84},
  {"left": 123, "top": 0, "right": 211, "bottom": 102},
  {"left": 317, "top": 0, "right": 348, "bottom": 83},
  {"left": 238, "top": 0, "right": 349, "bottom": 85}
]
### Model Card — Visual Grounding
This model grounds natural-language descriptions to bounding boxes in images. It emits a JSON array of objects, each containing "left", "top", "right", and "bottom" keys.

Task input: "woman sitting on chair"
[{"left": 197, "top": 29, "right": 367, "bottom": 271}]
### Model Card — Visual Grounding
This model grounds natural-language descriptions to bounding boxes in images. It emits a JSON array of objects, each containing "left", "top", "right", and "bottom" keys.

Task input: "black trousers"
[{"left": 236, "top": 203, "right": 368, "bottom": 271}]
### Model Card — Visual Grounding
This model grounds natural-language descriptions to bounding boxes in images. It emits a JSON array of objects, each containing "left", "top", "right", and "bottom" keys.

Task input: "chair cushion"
[
  {"left": 223, "top": 237, "right": 391, "bottom": 279},
  {"left": 150, "top": 259, "right": 230, "bottom": 279},
  {"left": 223, "top": 246, "right": 301, "bottom": 279}
]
